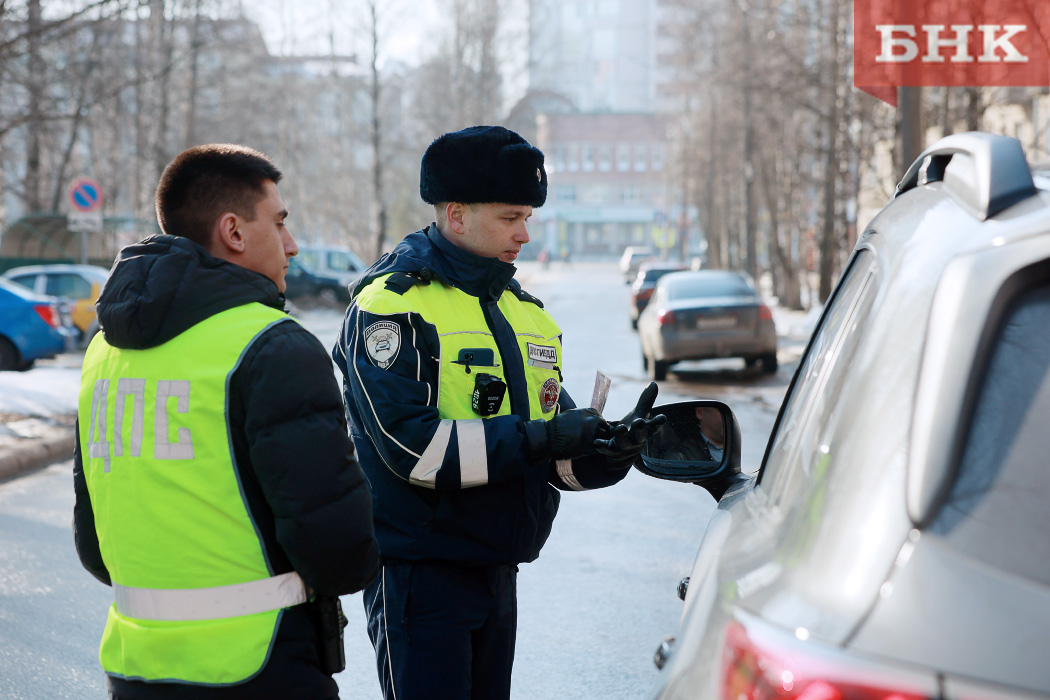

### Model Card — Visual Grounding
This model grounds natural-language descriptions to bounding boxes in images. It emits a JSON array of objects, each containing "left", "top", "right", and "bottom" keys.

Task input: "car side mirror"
[{"left": 637, "top": 400, "right": 746, "bottom": 501}]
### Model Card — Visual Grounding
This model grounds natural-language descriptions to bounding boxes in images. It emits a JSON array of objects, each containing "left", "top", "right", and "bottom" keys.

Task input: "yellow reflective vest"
[{"left": 78, "top": 302, "right": 303, "bottom": 685}]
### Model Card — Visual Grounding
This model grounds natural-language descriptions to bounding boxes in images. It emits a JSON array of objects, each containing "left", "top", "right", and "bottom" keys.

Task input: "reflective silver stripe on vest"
[
  {"left": 411, "top": 419, "right": 454, "bottom": 487},
  {"left": 409, "top": 419, "right": 489, "bottom": 489},
  {"left": 113, "top": 571, "right": 308, "bottom": 622},
  {"left": 456, "top": 419, "right": 488, "bottom": 487}
]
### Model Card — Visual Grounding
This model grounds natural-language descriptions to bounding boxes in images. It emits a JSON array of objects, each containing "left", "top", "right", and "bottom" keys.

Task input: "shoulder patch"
[{"left": 364, "top": 320, "right": 401, "bottom": 369}]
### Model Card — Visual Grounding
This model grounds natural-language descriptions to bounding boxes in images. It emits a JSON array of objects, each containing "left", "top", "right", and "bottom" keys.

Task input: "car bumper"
[{"left": 654, "top": 323, "right": 776, "bottom": 363}]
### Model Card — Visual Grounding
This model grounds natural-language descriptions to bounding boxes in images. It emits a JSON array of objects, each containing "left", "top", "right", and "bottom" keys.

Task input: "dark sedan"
[
  {"left": 283, "top": 257, "right": 349, "bottom": 306},
  {"left": 629, "top": 262, "right": 686, "bottom": 329},
  {"left": 637, "top": 270, "right": 777, "bottom": 380}
]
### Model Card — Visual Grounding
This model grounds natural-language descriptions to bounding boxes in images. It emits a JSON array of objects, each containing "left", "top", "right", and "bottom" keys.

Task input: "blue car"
[{"left": 0, "top": 277, "right": 70, "bottom": 371}]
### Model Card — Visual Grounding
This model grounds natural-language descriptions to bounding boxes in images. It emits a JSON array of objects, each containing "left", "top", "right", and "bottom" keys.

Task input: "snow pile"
[{"left": 0, "top": 367, "right": 81, "bottom": 418}]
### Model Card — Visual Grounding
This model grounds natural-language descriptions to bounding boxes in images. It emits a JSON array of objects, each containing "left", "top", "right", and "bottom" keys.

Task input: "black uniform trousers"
[{"left": 364, "top": 560, "right": 517, "bottom": 700}]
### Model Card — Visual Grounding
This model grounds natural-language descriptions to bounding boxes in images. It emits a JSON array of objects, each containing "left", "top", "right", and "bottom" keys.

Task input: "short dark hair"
[{"left": 155, "top": 144, "right": 282, "bottom": 247}]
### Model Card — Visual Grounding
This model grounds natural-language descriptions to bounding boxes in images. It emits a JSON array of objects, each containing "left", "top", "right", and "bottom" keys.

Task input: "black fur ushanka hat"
[{"left": 419, "top": 125, "right": 547, "bottom": 207}]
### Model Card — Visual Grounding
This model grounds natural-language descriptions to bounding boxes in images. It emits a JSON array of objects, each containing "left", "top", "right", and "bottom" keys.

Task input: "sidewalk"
[
  {"left": 0, "top": 357, "right": 82, "bottom": 482},
  {"left": 0, "top": 413, "right": 76, "bottom": 481}
]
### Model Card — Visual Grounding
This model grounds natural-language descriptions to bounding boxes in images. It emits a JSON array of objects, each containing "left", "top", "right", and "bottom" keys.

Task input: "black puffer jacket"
[{"left": 72, "top": 235, "right": 378, "bottom": 699}]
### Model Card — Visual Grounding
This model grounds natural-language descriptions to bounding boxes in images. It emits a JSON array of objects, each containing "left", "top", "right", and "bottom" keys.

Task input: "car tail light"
[
  {"left": 657, "top": 309, "right": 675, "bottom": 326},
  {"left": 34, "top": 304, "right": 58, "bottom": 328},
  {"left": 758, "top": 305, "right": 773, "bottom": 321},
  {"left": 721, "top": 620, "right": 934, "bottom": 700},
  {"left": 637, "top": 288, "right": 654, "bottom": 303}
]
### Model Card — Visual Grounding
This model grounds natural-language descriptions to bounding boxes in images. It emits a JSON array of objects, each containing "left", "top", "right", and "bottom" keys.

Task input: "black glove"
[
  {"left": 593, "top": 382, "right": 666, "bottom": 468},
  {"left": 523, "top": 407, "right": 611, "bottom": 461}
]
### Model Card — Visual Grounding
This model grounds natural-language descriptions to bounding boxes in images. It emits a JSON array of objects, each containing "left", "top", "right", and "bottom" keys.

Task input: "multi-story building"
[
  {"left": 533, "top": 112, "right": 697, "bottom": 259},
  {"left": 525, "top": 0, "right": 696, "bottom": 259}
]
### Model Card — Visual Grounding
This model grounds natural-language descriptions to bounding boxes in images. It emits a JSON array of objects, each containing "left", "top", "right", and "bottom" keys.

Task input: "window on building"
[
  {"left": 634, "top": 143, "right": 648, "bottom": 172},
  {"left": 552, "top": 145, "right": 565, "bottom": 173},
  {"left": 652, "top": 143, "right": 666, "bottom": 171},
  {"left": 585, "top": 184, "right": 610, "bottom": 204},
  {"left": 598, "top": 144, "right": 612, "bottom": 172},
  {"left": 582, "top": 145, "right": 595, "bottom": 172},
  {"left": 617, "top": 143, "right": 631, "bottom": 171},
  {"left": 567, "top": 144, "right": 579, "bottom": 172},
  {"left": 623, "top": 184, "right": 643, "bottom": 205},
  {"left": 556, "top": 185, "right": 577, "bottom": 203}
]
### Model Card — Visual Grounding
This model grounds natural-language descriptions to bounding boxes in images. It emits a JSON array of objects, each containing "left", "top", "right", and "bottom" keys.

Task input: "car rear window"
[
  {"left": 642, "top": 267, "right": 680, "bottom": 282},
  {"left": 667, "top": 275, "right": 753, "bottom": 300},
  {"left": 930, "top": 283, "right": 1050, "bottom": 585}
]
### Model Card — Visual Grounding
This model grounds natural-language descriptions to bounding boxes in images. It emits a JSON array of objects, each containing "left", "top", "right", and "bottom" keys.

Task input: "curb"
[{"left": 0, "top": 429, "right": 75, "bottom": 482}]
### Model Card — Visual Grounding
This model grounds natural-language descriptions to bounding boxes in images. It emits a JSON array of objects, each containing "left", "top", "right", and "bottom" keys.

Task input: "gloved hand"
[
  {"left": 523, "top": 407, "right": 611, "bottom": 461},
  {"left": 593, "top": 382, "right": 667, "bottom": 468}
]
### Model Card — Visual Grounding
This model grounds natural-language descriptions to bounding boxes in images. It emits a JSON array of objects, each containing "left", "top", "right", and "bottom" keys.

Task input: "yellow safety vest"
[
  {"left": 78, "top": 302, "right": 306, "bottom": 685},
  {"left": 356, "top": 274, "right": 564, "bottom": 425}
]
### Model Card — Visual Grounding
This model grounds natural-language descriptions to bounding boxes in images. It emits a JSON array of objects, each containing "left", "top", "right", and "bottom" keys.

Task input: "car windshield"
[{"left": 667, "top": 274, "right": 753, "bottom": 300}]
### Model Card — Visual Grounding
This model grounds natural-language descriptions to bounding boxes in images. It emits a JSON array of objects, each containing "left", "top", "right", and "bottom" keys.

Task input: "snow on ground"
[{"left": 0, "top": 365, "right": 82, "bottom": 418}]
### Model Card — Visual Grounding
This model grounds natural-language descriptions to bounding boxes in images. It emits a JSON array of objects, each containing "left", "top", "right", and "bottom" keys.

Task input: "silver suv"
[{"left": 639, "top": 132, "right": 1050, "bottom": 700}]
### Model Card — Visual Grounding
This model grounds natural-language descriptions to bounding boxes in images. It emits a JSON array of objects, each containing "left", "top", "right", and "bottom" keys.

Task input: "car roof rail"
[{"left": 894, "top": 132, "right": 1037, "bottom": 220}]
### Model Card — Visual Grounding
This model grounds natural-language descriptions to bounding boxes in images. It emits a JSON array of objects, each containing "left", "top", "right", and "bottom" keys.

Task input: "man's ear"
[
  {"left": 213, "top": 212, "right": 245, "bottom": 255},
  {"left": 445, "top": 202, "right": 467, "bottom": 235}
]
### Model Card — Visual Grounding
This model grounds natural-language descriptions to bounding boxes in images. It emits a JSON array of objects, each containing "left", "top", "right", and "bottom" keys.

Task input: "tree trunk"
[
  {"left": 369, "top": 0, "right": 388, "bottom": 260},
  {"left": 25, "top": 0, "right": 43, "bottom": 212}
]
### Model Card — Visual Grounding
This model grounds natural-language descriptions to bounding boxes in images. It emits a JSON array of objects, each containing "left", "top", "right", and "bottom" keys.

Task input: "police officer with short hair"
[
  {"left": 73, "top": 143, "right": 380, "bottom": 699},
  {"left": 332, "top": 125, "right": 663, "bottom": 700}
]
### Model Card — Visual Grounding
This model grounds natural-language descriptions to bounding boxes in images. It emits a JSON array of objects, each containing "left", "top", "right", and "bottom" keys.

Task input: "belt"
[{"left": 113, "top": 571, "right": 308, "bottom": 622}]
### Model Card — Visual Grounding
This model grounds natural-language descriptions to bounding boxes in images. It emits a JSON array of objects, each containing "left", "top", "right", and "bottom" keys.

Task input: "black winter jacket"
[{"left": 72, "top": 235, "right": 379, "bottom": 699}]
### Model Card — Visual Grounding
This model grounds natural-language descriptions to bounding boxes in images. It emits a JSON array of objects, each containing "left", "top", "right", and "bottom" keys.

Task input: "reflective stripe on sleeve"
[
  {"left": 456, "top": 419, "right": 488, "bottom": 487},
  {"left": 409, "top": 419, "right": 454, "bottom": 487},
  {"left": 556, "top": 459, "right": 587, "bottom": 491},
  {"left": 113, "top": 571, "right": 307, "bottom": 622}
]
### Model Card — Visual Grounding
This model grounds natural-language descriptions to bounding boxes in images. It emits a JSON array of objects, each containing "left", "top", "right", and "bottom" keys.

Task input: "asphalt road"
[{"left": 0, "top": 261, "right": 806, "bottom": 699}]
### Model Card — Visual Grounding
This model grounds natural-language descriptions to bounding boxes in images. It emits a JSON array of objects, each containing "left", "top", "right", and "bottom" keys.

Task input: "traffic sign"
[{"left": 68, "top": 177, "right": 103, "bottom": 213}]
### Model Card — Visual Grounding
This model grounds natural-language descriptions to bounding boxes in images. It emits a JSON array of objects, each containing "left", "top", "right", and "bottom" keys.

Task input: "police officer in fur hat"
[{"left": 333, "top": 125, "right": 664, "bottom": 700}]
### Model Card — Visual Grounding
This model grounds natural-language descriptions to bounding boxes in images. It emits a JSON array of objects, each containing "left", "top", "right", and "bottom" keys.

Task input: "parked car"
[
  {"left": 637, "top": 269, "right": 777, "bottom": 379},
  {"left": 619, "top": 246, "right": 653, "bottom": 283},
  {"left": 3, "top": 263, "right": 109, "bottom": 347},
  {"left": 630, "top": 262, "right": 687, "bottom": 329},
  {"left": 283, "top": 257, "right": 349, "bottom": 306},
  {"left": 637, "top": 133, "right": 1050, "bottom": 700},
  {"left": 297, "top": 244, "right": 367, "bottom": 292},
  {"left": 0, "top": 277, "right": 73, "bottom": 370}
]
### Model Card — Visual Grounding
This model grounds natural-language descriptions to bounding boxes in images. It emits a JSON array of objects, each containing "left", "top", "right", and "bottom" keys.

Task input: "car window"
[
  {"left": 668, "top": 275, "right": 753, "bottom": 300},
  {"left": 327, "top": 250, "right": 362, "bottom": 271},
  {"left": 5, "top": 273, "right": 37, "bottom": 292},
  {"left": 758, "top": 250, "right": 876, "bottom": 501},
  {"left": 45, "top": 273, "right": 92, "bottom": 298},
  {"left": 929, "top": 282, "right": 1050, "bottom": 585}
]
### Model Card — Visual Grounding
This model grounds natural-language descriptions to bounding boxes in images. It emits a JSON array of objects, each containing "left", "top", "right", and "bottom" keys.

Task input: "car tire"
[
  {"left": 0, "top": 337, "right": 20, "bottom": 371},
  {"left": 761, "top": 352, "right": 778, "bottom": 374},
  {"left": 641, "top": 352, "right": 649, "bottom": 371},
  {"left": 631, "top": 318, "right": 638, "bottom": 330},
  {"left": 648, "top": 357, "right": 668, "bottom": 381}
]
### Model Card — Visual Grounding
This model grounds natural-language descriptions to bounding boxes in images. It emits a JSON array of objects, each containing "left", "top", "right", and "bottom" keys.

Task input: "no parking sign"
[{"left": 67, "top": 177, "right": 104, "bottom": 232}]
